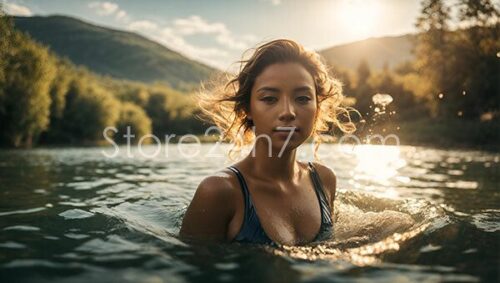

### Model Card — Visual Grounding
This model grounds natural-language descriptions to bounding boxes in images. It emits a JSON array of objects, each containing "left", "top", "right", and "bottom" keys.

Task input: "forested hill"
[
  {"left": 319, "top": 34, "right": 415, "bottom": 70},
  {"left": 13, "top": 15, "right": 217, "bottom": 90}
]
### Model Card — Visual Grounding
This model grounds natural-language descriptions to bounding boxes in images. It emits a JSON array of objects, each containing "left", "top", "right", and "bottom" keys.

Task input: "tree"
[
  {"left": 356, "top": 59, "right": 371, "bottom": 87},
  {"left": 115, "top": 102, "right": 152, "bottom": 144},
  {"left": 353, "top": 59, "right": 373, "bottom": 117},
  {"left": 57, "top": 74, "right": 120, "bottom": 143},
  {"left": 451, "top": 0, "right": 500, "bottom": 119},
  {"left": 48, "top": 58, "right": 73, "bottom": 120},
  {"left": 0, "top": 14, "right": 11, "bottom": 116},
  {"left": 0, "top": 21, "right": 56, "bottom": 147},
  {"left": 369, "top": 68, "right": 427, "bottom": 121},
  {"left": 414, "top": 0, "right": 452, "bottom": 118},
  {"left": 145, "top": 86, "right": 201, "bottom": 136}
]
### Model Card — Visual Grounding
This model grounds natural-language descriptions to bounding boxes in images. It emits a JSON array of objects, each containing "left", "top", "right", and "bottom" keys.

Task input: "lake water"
[{"left": 0, "top": 144, "right": 498, "bottom": 282}]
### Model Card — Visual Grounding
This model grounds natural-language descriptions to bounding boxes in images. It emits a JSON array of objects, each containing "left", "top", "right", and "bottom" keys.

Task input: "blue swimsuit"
[{"left": 227, "top": 162, "right": 333, "bottom": 246}]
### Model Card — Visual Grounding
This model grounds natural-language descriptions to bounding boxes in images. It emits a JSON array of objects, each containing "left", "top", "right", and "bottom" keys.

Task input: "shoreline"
[{"left": 1, "top": 139, "right": 498, "bottom": 153}]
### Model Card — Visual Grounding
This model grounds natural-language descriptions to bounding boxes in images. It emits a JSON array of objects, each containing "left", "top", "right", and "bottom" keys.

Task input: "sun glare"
[
  {"left": 337, "top": 0, "right": 382, "bottom": 37},
  {"left": 353, "top": 145, "right": 406, "bottom": 183}
]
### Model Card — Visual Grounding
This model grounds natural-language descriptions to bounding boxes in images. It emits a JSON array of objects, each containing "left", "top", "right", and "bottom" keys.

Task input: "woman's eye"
[
  {"left": 297, "top": 96, "right": 312, "bottom": 103},
  {"left": 261, "top": 96, "right": 277, "bottom": 103}
]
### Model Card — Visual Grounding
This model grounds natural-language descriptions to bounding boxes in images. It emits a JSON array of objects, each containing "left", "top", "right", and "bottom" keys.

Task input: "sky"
[{"left": 3, "top": 0, "right": 436, "bottom": 70}]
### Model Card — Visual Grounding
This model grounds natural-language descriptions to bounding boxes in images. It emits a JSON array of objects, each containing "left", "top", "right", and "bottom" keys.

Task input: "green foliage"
[
  {"left": 115, "top": 102, "right": 152, "bottom": 144},
  {"left": 56, "top": 74, "right": 120, "bottom": 143},
  {"left": 446, "top": 0, "right": 499, "bottom": 119},
  {"left": 352, "top": 59, "right": 374, "bottom": 116},
  {"left": 1, "top": 13, "right": 208, "bottom": 147},
  {"left": 145, "top": 85, "right": 203, "bottom": 136},
  {"left": 12, "top": 15, "right": 216, "bottom": 90},
  {"left": 414, "top": 0, "right": 499, "bottom": 120},
  {"left": 369, "top": 68, "right": 428, "bottom": 120},
  {"left": 104, "top": 79, "right": 151, "bottom": 108},
  {"left": 414, "top": 0, "right": 453, "bottom": 117},
  {"left": 397, "top": 118, "right": 500, "bottom": 150},
  {"left": 0, "top": 16, "right": 56, "bottom": 147},
  {"left": 2, "top": 2, "right": 497, "bottom": 149},
  {"left": 0, "top": 16, "right": 10, "bottom": 113},
  {"left": 356, "top": 59, "right": 371, "bottom": 86},
  {"left": 48, "top": 58, "right": 73, "bottom": 119}
]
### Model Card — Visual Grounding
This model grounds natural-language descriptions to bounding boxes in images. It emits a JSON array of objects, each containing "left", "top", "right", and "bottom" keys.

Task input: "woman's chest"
[{"left": 250, "top": 182, "right": 322, "bottom": 245}]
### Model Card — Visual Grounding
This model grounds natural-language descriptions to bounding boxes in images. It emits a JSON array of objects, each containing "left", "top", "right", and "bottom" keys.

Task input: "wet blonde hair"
[{"left": 198, "top": 39, "right": 356, "bottom": 160}]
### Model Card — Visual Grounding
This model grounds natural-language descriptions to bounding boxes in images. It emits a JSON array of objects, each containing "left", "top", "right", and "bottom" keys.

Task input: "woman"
[{"left": 180, "top": 39, "right": 355, "bottom": 246}]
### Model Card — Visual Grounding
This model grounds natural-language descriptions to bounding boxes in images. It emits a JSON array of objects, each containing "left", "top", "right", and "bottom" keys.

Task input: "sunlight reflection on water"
[{"left": 0, "top": 144, "right": 498, "bottom": 282}]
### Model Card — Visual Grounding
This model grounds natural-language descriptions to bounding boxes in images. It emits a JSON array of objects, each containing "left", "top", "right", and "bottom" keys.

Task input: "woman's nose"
[{"left": 278, "top": 98, "right": 296, "bottom": 122}]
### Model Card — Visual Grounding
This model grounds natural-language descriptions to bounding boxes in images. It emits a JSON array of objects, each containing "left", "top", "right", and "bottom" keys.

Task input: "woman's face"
[{"left": 248, "top": 62, "right": 317, "bottom": 154}]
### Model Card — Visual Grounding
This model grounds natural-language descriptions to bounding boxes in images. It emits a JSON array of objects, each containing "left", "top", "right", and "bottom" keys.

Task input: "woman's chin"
[{"left": 269, "top": 138, "right": 303, "bottom": 155}]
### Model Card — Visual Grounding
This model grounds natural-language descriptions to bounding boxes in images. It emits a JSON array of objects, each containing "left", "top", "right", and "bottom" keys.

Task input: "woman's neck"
[{"left": 243, "top": 139, "right": 300, "bottom": 183}]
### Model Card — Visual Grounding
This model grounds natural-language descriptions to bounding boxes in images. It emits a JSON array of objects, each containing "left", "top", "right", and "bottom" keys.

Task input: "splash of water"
[
  {"left": 271, "top": 223, "right": 430, "bottom": 265},
  {"left": 372, "top": 93, "right": 393, "bottom": 107},
  {"left": 361, "top": 93, "right": 396, "bottom": 143}
]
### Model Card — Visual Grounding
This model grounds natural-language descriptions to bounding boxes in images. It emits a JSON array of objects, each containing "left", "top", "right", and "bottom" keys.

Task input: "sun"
[{"left": 337, "top": 0, "right": 382, "bottom": 37}]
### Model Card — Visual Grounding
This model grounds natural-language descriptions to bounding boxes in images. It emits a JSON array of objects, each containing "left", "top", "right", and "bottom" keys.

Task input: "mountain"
[
  {"left": 12, "top": 15, "right": 216, "bottom": 90},
  {"left": 12, "top": 14, "right": 414, "bottom": 87},
  {"left": 319, "top": 34, "right": 416, "bottom": 71}
]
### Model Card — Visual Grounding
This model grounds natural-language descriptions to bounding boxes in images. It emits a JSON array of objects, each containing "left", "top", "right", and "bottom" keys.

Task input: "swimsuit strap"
[
  {"left": 227, "top": 166, "right": 274, "bottom": 245},
  {"left": 307, "top": 162, "right": 333, "bottom": 225},
  {"left": 227, "top": 166, "right": 251, "bottom": 221}
]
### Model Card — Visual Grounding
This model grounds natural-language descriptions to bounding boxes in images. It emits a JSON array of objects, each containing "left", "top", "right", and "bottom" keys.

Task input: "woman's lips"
[
  {"left": 273, "top": 126, "right": 300, "bottom": 132},
  {"left": 272, "top": 127, "right": 300, "bottom": 139}
]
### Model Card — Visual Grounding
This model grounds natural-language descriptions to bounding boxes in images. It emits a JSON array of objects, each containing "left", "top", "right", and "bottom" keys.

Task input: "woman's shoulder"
[
  {"left": 309, "top": 161, "right": 336, "bottom": 179},
  {"left": 308, "top": 161, "right": 337, "bottom": 203},
  {"left": 195, "top": 168, "right": 241, "bottom": 200},
  {"left": 180, "top": 168, "right": 241, "bottom": 240}
]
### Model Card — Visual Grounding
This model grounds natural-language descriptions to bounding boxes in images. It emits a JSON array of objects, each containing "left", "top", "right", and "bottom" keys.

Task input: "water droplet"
[
  {"left": 372, "top": 93, "right": 393, "bottom": 106},
  {"left": 462, "top": 91, "right": 466, "bottom": 96},
  {"left": 438, "top": 93, "right": 444, "bottom": 99}
]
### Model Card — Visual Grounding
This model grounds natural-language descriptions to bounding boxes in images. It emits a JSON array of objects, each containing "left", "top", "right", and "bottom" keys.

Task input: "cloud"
[
  {"left": 173, "top": 15, "right": 226, "bottom": 35},
  {"left": 115, "top": 10, "right": 127, "bottom": 20},
  {"left": 3, "top": 2, "right": 33, "bottom": 16},
  {"left": 115, "top": 12, "right": 258, "bottom": 68},
  {"left": 128, "top": 20, "right": 230, "bottom": 68},
  {"left": 171, "top": 15, "right": 257, "bottom": 50},
  {"left": 88, "top": 1, "right": 118, "bottom": 16},
  {"left": 88, "top": 1, "right": 128, "bottom": 22},
  {"left": 261, "top": 0, "right": 282, "bottom": 6},
  {"left": 158, "top": 27, "right": 229, "bottom": 59},
  {"left": 128, "top": 20, "right": 158, "bottom": 32}
]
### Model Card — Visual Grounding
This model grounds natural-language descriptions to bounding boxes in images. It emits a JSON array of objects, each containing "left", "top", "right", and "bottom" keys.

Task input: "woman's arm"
[{"left": 179, "top": 175, "right": 236, "bottom": 241}]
